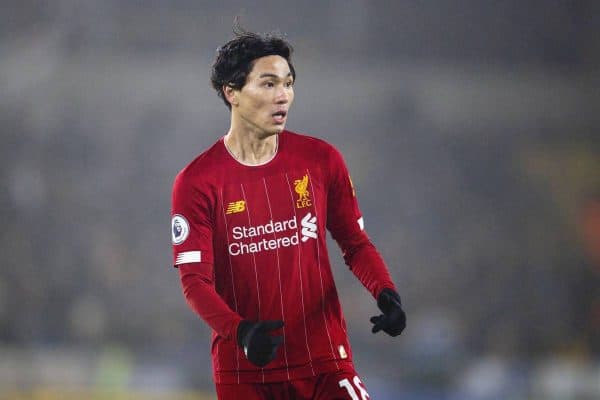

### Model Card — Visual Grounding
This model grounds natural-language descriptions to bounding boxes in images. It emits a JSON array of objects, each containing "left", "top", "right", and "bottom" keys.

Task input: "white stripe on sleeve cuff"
[{"left": 175, "top": 251, "right": 201, "bottom": 265}]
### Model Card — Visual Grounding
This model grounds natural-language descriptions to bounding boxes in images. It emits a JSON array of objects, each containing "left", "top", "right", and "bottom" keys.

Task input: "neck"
[{"left": 224, "top": 127, "right": 280, "bottom": 166}]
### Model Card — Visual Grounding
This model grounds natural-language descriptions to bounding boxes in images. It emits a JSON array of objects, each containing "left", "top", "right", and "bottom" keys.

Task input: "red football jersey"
[{"left": 171, "top": 130, "right": 396, "bottom": 384}]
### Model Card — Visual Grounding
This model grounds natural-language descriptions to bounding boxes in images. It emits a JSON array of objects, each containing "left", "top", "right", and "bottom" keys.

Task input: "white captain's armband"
[
  {"left": 357, "top": 217, "right": 364, "bottom": 231},
  {"left": 175, "top": 251, "right": 201, "bottom": 265}
]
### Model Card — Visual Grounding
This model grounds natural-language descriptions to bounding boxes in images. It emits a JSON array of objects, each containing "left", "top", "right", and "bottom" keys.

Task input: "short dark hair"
[{"left": 210, "top": 29, "right": 296, "bottom": 109}]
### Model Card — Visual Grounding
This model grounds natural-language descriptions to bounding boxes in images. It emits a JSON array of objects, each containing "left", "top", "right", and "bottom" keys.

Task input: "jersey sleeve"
[
  {"left": 171, "top": 172, "right": 241, "bottom": 340},
  {"left": 325, "top": 145, "right": 397, "bottom": 299},
  {"left": 171, "top": 172, "right": 214, "bottom": 267}
]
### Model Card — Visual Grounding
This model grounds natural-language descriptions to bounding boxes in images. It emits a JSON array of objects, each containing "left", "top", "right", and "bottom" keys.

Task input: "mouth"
[{"left": 271, "top": 110, "right": 287, "bottom": 124}]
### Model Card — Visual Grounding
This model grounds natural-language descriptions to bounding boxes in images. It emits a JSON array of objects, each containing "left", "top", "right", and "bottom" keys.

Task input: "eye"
[
  {"left": 285, "top": 81, "right": 294, "bottom": 88},
  {"left": 263, "top": 81, "right": 275, "bottom": 88}
]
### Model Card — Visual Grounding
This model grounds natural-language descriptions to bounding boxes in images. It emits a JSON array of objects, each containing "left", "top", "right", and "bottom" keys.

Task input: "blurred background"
[{"left": 1, "top": 1, "right": 600, "bottom": 399}]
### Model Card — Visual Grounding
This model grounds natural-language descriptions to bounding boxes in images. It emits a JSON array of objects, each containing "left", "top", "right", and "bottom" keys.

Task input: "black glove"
[
  {"left": 370, "top": 288, "right": 406, "bottom": 337},
  {"left": 237, "top": 320, "right": 284, "bottom": 367}
]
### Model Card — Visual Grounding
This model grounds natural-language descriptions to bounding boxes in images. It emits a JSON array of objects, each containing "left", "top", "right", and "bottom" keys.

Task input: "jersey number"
[{"left": 338, "top": 376, "right": 370, "bottom": 400}]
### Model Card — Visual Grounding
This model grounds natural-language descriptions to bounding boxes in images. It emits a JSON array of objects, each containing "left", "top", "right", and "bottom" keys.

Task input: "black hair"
[{"left": 210, "top": 27, "right": 296, "bottom": 109}]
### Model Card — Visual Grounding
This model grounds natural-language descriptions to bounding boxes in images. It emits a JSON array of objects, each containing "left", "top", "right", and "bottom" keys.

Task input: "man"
[{"left": 171, "top": 30, "right": 406, "bottom": 399}]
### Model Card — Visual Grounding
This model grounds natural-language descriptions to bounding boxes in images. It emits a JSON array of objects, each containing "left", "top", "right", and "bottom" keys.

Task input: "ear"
[{"left": 223, "top": 85, "right": 238, "bottom": 107}]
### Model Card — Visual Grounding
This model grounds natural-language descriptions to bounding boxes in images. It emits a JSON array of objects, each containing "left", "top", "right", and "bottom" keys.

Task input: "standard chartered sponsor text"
[
  {"left": 229, "top": 234, "right": 300, "bottom": 256},
  {"left": 229, "top": 217, "right": 299, "bottom": 256},
  {"left": 232, "top": 217, "right": 297, "bottom": 239}
]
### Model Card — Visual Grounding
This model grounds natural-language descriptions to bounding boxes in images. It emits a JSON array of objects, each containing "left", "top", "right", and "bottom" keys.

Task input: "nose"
[{"left": 275, "top": 86, "right": 290, "bottom": 104}]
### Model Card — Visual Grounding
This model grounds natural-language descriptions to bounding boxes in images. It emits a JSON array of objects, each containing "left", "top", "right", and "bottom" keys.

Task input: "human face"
[{"left": 230, "top": 55, "right": 294, "bottom": 136}]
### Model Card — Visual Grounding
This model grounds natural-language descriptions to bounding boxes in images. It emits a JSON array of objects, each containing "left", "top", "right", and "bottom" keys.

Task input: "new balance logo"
[
  {"left": 301, "top": 212, "right": 317, "bottom": 242},
  {"left": 226, "top": 200, "right": 246, "bottom": 214}
]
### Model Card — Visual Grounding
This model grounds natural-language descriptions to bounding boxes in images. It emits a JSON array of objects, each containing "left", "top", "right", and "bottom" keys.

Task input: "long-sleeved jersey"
[{"left": 171, "top": 130, "right": 396, "bottom": 384}]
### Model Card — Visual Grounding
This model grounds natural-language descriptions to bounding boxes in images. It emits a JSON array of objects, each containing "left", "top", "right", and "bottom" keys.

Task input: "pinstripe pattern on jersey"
[
  {"left": 306, "top": 168, "right": 339, "bottom": 368},
  {"left": 219, "top": 187, "right": 240, "bottom": 383},
  {"left": 284, "top": 172, "right": 315, "bottom": 376},
  {"left": 262, "top": 177, "right": 291, "bottom": 380},
  {"left": 239, "top": 183, "right": 266, "bottom": 383}
]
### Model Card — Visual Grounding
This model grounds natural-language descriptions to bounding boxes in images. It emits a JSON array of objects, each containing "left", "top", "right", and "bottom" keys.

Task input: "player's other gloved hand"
[
  {"left": 370, "top": 288, "right": 406, "bottom": 337},
  {"left": 237, "top": 320, "right": 284, "bottom": 367}
]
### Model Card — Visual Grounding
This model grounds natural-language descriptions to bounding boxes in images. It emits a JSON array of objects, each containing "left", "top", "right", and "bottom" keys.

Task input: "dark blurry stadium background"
[{"left": 1, "top": 1, "right": 599, "bottom": 399}]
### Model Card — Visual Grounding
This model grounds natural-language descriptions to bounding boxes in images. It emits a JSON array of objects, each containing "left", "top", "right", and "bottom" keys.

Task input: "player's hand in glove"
[
  {"left": 237, "top": 320, "right": 284, "bottom": 367},
  {"left": 370, "top": 288, "right": 406, "bottom": 337}
]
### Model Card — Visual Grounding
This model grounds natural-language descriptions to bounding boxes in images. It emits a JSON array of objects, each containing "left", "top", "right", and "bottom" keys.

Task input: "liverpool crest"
[{"left": 294, "top": 174, "right": 312, "bottom": 208}]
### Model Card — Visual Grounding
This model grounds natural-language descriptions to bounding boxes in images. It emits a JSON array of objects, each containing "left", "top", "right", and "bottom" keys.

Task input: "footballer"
[{"left": 171, "top": 29, "right": 406, "bottom": 399}]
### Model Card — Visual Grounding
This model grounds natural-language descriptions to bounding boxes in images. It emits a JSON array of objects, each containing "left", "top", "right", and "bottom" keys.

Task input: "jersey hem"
[{"left": 213, "top": 359, "right": 355, "bottom": 384}]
